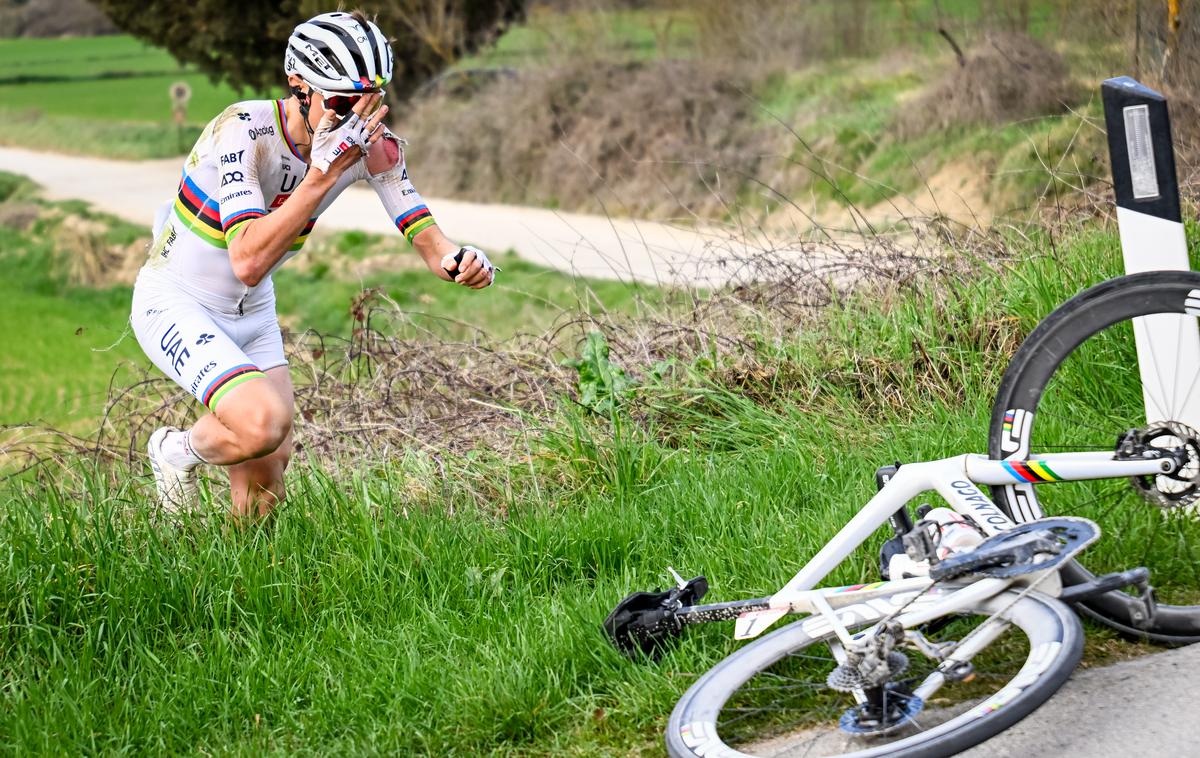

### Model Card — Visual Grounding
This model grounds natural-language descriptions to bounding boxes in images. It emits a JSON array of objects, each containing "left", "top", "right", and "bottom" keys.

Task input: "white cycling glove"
[
  {"left": 441, "top": 245, "right": 498, "bottom": 286},
  {"left": 309, "top": 112, "right": 375, "bottom": 174}
]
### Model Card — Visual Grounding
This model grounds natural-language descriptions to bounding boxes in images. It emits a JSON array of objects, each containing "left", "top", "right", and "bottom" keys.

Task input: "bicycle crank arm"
[{"left": 1058, "top": 566, "right": 1156, "bottom": 628}]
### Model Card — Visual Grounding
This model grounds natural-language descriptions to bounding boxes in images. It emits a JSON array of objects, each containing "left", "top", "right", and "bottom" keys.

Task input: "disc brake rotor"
[{"left": 1122, "top": 421, "right": 1200, "bottom": 509}]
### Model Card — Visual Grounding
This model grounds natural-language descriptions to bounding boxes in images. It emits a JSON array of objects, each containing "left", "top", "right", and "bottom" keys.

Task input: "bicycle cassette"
[{"left": 930, "top": 517, "right": 1099, "bottom": 581}]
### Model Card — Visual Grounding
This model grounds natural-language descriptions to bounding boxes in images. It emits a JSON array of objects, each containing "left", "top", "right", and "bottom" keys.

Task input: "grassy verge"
[
  {"left": 0, "top": 174, "right": 661, "bottom": 429},
  {"left": 2, "top": 201, "right": 1193, "bottom": 752}
]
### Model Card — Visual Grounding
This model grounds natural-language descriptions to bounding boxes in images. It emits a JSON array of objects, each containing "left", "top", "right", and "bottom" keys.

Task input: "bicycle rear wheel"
[
  {"left": 990, "top": 270, "right": 1200, "bottom": 642},
  {"left": 666, "top": 591, "right": 1081, "bottom": 758}
]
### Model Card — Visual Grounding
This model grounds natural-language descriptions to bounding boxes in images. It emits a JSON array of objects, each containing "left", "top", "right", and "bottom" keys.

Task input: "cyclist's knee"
[
  {"left": 242, "top": 405, "right": 291, "bottom": 458},
  {"left": 218, "top": 381, "right": 293, "bottom": 458}
]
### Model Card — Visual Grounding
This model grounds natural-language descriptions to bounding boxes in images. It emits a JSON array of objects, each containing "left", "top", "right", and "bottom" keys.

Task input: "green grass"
[
  {"left": 456, "top": 7, "right": 697, "bottom": 70},
  {"left": 0, "top": 233, "right": 142, "bottom": 429},
  {"left": 0, "top": 35, "right": 260, "bottom": 121},
  {"left": 748, "top": 48, "right": 1107, "bottom": 214},
  {"left": 0, "top": 178, "right": 665, "bottom": 429},
  {"left": 0, "top": 35, "right": 267, "bottom": 159},
  {"left": 0, "top": 176, "right": 147, "bottom": 430},
  {"left": 2, "top": 185, "right": 1195, "bottom": 752},
  {"left": 274, "top": 231, "right": 668, "bottom": 340}
]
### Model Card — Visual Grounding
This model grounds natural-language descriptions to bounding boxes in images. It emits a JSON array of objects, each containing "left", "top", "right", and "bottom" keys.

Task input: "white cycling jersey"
[
  {"left": 131, "top": 98, "right": 438, "bottom": 410},
  {"left": 141, "top": 98, "right": 436, "bottom": 315}
]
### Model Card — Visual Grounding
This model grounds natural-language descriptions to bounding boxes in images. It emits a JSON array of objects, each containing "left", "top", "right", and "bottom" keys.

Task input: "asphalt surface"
[{"left": 963, "top": 641, "right": 1200, "bottom": 757}]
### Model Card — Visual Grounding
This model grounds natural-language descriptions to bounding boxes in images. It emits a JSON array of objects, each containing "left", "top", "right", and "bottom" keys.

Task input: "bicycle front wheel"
[
  {"left": 990, "top": 270, "right": 1200, "bottom": 642},
  {"left": 666, "top": 591, "right": 1081, "bottom": 758}
]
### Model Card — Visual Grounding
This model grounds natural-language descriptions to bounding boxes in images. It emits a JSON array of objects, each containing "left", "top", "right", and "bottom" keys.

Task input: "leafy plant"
[{"left": 562, "top": 330, "right": 631, "bottom": 418}]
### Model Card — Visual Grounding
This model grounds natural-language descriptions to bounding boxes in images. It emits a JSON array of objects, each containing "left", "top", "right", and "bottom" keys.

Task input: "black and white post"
[{"left": 1102, "top": 75, "right": 1199, "bottom": 426}]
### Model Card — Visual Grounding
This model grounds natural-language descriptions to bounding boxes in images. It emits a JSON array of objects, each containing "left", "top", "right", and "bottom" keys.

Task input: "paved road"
[
  {"left": 0, "top": 145, "right": 772, "bottom": 286},
  {"left": 965, "top": 642, "right": 1200, "bottom": 757}
]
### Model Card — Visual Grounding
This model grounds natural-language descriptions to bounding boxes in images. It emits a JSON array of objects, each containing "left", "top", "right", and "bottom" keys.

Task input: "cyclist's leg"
[
  {"left": 132, "top": 291, "right": 292, "bottom": 466},
  {"left": 224, "top": 365, "right": 293, "bottom": 519},
  {"left": 211, "top": 301, "right": 293, "bottom": 518},
  {"left": 184, "top": 301, "right": 292, "bottom": 466},
  {"left": 186, "top": 373, "right": 291, "bottom": 464}
]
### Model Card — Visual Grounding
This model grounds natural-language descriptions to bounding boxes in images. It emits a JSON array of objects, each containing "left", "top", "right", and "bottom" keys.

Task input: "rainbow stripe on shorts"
[{"left": 202, "top": 364, "right": 265, "bottom": 410}]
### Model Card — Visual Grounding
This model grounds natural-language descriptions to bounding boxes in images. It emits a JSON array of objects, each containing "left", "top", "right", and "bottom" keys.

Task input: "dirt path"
[{"left": 0, "top": 145, "right": 772, "bottom": 287}]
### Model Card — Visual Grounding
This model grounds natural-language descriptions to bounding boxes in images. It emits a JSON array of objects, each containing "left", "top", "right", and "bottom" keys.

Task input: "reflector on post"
[
  {"left": 1102, "top": 76, "right": 1198, "bottom": 428},
  {"left": 1123, "top": 105, "right": 1159, "bottom": 199}
]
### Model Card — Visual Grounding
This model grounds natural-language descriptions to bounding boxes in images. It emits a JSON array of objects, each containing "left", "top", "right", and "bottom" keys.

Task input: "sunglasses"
[{"left": 321, "top": 92, "right": 383, "bottom": 117}]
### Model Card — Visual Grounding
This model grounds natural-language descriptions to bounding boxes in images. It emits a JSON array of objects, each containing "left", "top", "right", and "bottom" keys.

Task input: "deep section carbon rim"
[
  {"left": 990, "top": 270, "right": 1200, "bottom": 640},
  {"left": 666, "top": 591, "right": 1081, "bottom": 758}
]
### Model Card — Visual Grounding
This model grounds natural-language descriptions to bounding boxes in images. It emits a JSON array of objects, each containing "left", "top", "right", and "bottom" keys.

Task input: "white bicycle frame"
[{"left": 731, "top": 451, "right": 1174, "bottom": 641}]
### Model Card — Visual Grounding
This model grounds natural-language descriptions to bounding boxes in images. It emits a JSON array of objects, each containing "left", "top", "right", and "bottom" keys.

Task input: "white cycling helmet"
[{"left": 284, "top": 11, "right": 394, "bottom": 95}]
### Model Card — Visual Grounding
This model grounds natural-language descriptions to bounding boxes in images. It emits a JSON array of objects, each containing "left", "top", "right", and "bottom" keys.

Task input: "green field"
[{"left": 0, "top": 35, "right": 263, "bottom": 159}]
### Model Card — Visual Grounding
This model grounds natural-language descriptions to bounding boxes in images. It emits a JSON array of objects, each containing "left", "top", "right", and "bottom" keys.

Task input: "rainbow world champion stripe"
[
  {"left": 833, "top": 581, "right": 888, "bottom": 594},
  {"left": 1002, "top": 459, "right": 1063, "bottom": 483},
  {"left": 395, "top": 204, "right": 436, "bottom": 244},
  {"left": 201, "top": 364, "right": 266, "bottom": 409}
]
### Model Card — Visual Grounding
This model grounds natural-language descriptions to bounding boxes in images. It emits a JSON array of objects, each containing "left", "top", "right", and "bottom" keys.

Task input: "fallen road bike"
[{"left": 605, "top": 270, "right": 1200, "bottom": 757}]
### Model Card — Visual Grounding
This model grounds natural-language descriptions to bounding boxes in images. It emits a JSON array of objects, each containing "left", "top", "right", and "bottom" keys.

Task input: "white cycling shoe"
[{"left": 147, "top": 426, "right": 200, "bottom": 514}]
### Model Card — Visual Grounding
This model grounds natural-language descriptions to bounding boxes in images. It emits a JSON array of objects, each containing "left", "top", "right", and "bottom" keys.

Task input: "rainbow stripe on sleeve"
[
  {"left": 289, "top": 218, "right": 317, "bottom": 251},
  {"left": 175, "top": 170, "right": 316, "bottom": 250},
  {"left": 395, "top": 204, "right": 436, "bottom": 244},
  {"left": 223, "top": 208, "right": 266, "bottom": 233}
]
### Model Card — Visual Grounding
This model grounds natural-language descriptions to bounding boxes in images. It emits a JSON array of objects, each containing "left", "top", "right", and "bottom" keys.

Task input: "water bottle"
[{"left": 925, "top": 507, "right": 984, "bottom": 559}]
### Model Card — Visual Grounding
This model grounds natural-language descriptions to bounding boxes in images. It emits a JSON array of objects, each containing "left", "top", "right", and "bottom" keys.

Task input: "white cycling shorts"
[{"left": 131, "top": 269, "right": 286, "bottom": 411}]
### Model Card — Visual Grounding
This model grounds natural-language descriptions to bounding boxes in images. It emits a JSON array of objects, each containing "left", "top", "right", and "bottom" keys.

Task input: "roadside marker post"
[{"left": 1102, "top": 75, "right": 1200, "bottom": 427}]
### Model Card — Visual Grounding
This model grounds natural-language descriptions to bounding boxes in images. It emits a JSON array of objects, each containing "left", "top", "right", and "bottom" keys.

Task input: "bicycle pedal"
[
  {"left": 602, "top": 575, "right": 708, "bottom": 660},
  {"left": 943, "top": 661, "right": 975, "bottom": 683}
]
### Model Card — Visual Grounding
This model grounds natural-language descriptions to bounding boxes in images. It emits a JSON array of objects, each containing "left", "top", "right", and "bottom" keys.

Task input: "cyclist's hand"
[
  {"left": 442, "top": 245, "right": 497, "bottom": 289},
  {"left": 310, "top": 94, "right": 388, "bottom": 177},
  {"left": 357, "top": 94, "right": 389, "bottom": 150}
]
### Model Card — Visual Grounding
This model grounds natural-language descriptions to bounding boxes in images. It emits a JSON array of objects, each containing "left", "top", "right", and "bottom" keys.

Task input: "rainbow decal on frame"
[
  {"left": 1002, "top": 459, "right": 1064, "bottom": 483},
  {"left": 832, "top": 581, "right": 888, "bottom": 594}
]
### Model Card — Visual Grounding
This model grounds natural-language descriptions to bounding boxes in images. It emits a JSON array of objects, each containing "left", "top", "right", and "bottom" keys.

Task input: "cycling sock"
[{"left": 162, "top": 429, "right": 207, "bottom": 470}]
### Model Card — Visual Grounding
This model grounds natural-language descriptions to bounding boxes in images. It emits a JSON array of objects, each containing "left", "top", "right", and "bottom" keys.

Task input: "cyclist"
[{"left": 130, "top": 10, "right": 496, "bottom": 520}]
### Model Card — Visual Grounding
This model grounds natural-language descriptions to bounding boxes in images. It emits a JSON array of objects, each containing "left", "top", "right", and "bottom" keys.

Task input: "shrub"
[
  {"left": 896, "top": 32, "right": 1079, "bottom": 138},
  {"left": 397, "top": 59, "right": 781, "bottom": 218}
]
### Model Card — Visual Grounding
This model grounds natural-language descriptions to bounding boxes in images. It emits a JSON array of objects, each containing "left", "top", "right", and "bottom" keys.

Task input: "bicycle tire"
[
  {"left": 989, "top": 269, "right": 1200, "bottom": 642},
  {"left": 666, "top": 590, "right": 1082, "bottom": 758}
]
